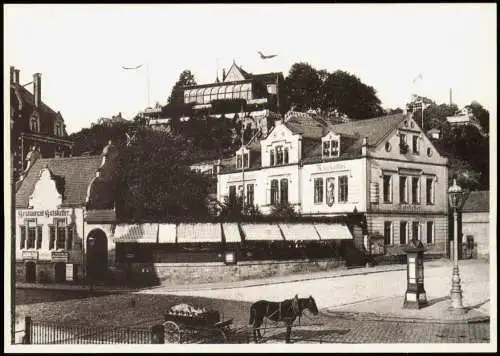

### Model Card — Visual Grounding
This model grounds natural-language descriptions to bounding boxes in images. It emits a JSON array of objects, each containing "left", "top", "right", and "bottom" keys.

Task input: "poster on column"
[{"left": 66, "top": 263, "right": 73, "bottom": 281}]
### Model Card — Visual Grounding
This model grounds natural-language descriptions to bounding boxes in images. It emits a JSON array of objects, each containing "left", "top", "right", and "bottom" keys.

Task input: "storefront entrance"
[
  {"left": 25, "top": 262, "right": 36, "bottom": 283},
  {"left": 54, "top": 262, "right": 66, "bottom": 283},
  {"left": 86, "top": 229, "right": 108, "bottom": 282}
]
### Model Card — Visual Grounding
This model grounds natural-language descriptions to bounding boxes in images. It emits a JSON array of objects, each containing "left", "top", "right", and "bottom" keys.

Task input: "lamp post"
[{"left": 447, "top": 179, "right": 469, "bottom": 309}]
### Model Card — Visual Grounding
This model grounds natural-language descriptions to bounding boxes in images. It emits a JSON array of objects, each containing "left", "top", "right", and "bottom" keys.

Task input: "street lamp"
[{"left": 447, "top": 179, "right": 469, "bottom": 309}]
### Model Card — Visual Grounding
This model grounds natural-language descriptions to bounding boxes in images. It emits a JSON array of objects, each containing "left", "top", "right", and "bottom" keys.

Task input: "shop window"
[
  {"left": 280, "top": 178, "right": 289, "bottom": 205},
  {"left": 383, "top": 175, "right": 392, "bottom": 203},
  {"left": 49, "top": 225, "right": 56, "bottom": 250},
  {"left": 338, "top": 175, "right": 348, "bottom": 203},
  {"left": 270, "top": 179, "right": 279, "bottom": 205},
  {"left": 19, "top": 225, "right": 26, "bottom": 249},
  {"left": 314, "top": 178, "right": 323, "bottom": 204},
  {"left": 400, "top": 221, "right": 408, "bottom": 244},
  {"left": 411, "top": 177, "right": 420, "bottom": 204},
  {"left": 384, "top": 221, "right": 393, "bottom": 245},
  {"left": 426, "top": 221, "right": 434, "bottom": 244},
  {"left": 27, "top": 220, "right": 36, "bottom": 249}
]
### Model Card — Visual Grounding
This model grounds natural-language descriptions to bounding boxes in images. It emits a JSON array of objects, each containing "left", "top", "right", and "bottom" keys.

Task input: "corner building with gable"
[{"left": 217, "top": 113, "right": 449, "bottom": 257}]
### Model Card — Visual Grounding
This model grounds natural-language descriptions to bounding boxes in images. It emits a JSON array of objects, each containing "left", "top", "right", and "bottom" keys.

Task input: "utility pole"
[{"left": 240, "top": 105, "right": 246, "bottom": 211}]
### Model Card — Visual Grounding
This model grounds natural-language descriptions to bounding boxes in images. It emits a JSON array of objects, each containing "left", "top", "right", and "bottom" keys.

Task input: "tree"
[
  {"left": 465, "top": 101, "right": 489, "bottom": 133},
  {"left": 285, "top": 62, "right": 323, "bottom": 112},
  {"left": 269, "top": 202, "right": 299, "bottom": 220},
  {"left": 167, "top": 70, "right": 197, "bottom": 105},
  {"left": 112, "top": 128, "right": 212, "bottom": 221},
  {"left": 322, "top": 70, "right": 383, "bottom": 119}
]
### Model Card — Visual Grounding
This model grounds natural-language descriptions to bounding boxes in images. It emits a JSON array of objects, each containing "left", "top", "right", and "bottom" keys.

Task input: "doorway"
[
  {"left": 86, "top": 229, "right": 108, "bottom": 282},
  {"left": 25, "top": 262, "right": 36, "bottom": 283}
]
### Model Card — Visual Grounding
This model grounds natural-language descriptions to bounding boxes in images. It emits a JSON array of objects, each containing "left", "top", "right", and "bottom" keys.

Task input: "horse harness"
[{"left": 264, "top": 297, "right": 301, "bottom": 325}]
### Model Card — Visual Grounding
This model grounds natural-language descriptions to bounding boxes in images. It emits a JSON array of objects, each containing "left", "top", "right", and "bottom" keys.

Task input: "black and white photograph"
[{"left": 4, "top": 3, "right": 496, "bottom": 353}]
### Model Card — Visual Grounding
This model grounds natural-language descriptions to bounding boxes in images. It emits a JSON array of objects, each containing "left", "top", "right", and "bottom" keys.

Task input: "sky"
[{"left": 4, "top": 4, "right": 497, "bottom": 134}]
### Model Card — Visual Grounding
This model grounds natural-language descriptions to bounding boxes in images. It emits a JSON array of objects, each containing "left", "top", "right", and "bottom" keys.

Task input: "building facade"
[
  {"left": 217, "top": 112, "right": 450, "bottom": 256},
  {"left": 10, "top": 66, "right": 73, "bottom": 181},
  {"left": 14, "top": 143, "right": 117, "bottom": 284},
  {"left": 461, "top": 190, "right": 490, "bottom": 259}
]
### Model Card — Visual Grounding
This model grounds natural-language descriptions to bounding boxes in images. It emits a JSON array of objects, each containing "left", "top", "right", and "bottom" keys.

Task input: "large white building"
[{"left": 217, "top": 112, "right": 450, "bottom": 256}]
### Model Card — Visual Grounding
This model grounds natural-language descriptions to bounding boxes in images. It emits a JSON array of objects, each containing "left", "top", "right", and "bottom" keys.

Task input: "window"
[
  {"left": 338, "top": 175, "right": 348, "bottom": 203},
  {"left": 412, "top": 136, "right": 419, "bottom": 154},
  {"left": 314, "top": 178, "right": 323, "bottom": 204},
  {"left": 20, "top": 225, "right": 26, "bottom": 249},
  {"left": 243, "top": 153, "right": 249, "bottom": 168},
  {"left": 400, "top": 221, "right": 408, "bottom": 244},
  {"left": 326, "top": 177, "right": 335, "bottom": 206},
  {"left": 30, "top": 117, "right": 39, "bottom": 133},
  {"left": 399, "top": 134, "right": 408, "bottom": 154},
  {"left": 383, "top": 175, "right": 392, "bottom": 203},
  {"left": 270, "top": 150, "right": 275, "bottom": 166},
  {"left": 56, "top": 219, "right": 67, "bottom": 250},
  {"left": 276, "top": 146, "right": 283, "bottom": 165},
  {"left": 412, "top": 221, "right": 420, "bottom": 241},
  {"left": 229, "top": 185, "right": 236, "bottom": 203},
  {"left": 36, "top": 226, "right": 42, "bottom": 249},
  {"left": 247, "top": 184, "right": 254, "bottom": 206},
  {"left": 270, "top": 179, "right": 279, "bottom": 205},
  {"left": 426, "top": 178, "right": 434, "bottom": 205},
  {"left": 284, "top": 148, "right": 289, "bottom": 164},
  {"left": 236, "top": 154, "right": 242, "bottom": 169},
  {"left": 330, "top": 140, "right": 339, "bottom": 157},
  {"left": 49, "top": 225, "right": 56, "bottom": 250},
  {"left": 280, "top": 179, "right": 288, "bottom": 205},
  {"left": 399, "top": 176, "right": 408, "bottom": 204},
  {"left": 27, "top": 220, "right": 36, "bottom": 249},
  {"left": 323, "top": 141, "right": 330, "bottom": 156},
  {"left": 238, "top": 185, "right": 243, "bottom": 197},
  {"left": 426, "top": 221, "right": 434, "bottom": 244},
  {"left": 411, "top": 177, "right": 420, "bottom": 204},
  {"left": 384, "top": 221, "right": 393, "bottom": 245}
]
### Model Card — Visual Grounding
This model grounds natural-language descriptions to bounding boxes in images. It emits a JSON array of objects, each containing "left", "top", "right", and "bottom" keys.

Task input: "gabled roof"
[
  {"left": 326, "top": 113, "right": 407, "bottom": 147},
  {"left": 462, "top": 191, "right": 489, "bottom": 213},
  {"left": 16, "top": 156, "right": 102, "bottom": 208},
  {"left": 284, "top": 114, "right": 326, "bottom": 139}
]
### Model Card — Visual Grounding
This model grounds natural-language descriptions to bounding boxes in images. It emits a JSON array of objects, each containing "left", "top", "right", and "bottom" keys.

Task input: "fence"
[{"left": 23, "top": 317, "right": 157, "bottom": 344}]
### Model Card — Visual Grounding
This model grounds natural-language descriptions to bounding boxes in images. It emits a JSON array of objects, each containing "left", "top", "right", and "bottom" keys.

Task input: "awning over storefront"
[
  {"left": 177, "top": 223, "right": 222, "bottom": 243},
  {"left": 313, "top": 223, "right": 353, "bottom": 240},
  {"left": 222, "top": 223, "right": 242, "bottom": 243},
  {"left": 278, "top": 223, "right": 321, "bottom": 241},
  {"left": 158, "top": 224, "right": 177, "bottom": 243},
  {"left": 240, "top": 223, "right": 284, "bottom": 241},
  {"left": 114, "top": 223, "right": 159, "bottom": 243}
]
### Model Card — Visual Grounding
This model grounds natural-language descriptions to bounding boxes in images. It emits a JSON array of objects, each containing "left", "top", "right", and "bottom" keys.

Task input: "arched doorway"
[
  {"left": 86, "top": 229, "right": 108, "bottom": 282},
  {"left": 25, "top": 262, "right": 36, "bottom": 283},
  {"left": 54, "top": 262, "right": 66, "bottom": 283}
]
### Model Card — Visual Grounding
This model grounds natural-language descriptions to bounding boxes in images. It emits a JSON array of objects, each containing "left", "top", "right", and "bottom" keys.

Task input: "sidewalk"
[
  {"left": 324, "top": 295, "right": 490, "bottom": 324},
  {"left": 16, "top": 262, "right": 409, "bottom": 293}
]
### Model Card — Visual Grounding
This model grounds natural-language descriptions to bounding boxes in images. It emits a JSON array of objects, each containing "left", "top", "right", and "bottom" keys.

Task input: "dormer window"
[
  {"left": 276, "top": 146, "right": 283, "bottom": 165},
  {"left": 322, "top": 133, "right": 341, "bottom": 159},
  {"left": 30, "top": 116, "right": 40, "bottom": 133},
  {"left": 236, "top": 150, "right": 250, "bottom": 169},
  {"left": 269, "top": 145, "right": 290, "bottom": 166}
]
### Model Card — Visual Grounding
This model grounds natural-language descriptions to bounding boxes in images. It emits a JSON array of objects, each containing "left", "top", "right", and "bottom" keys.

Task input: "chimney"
[
  {"left": 33, "top": 73, "right": 41, "bottom": 107},
  {"left": 10, "top": 66, "right": 14, "bottom": 84},
  {"left": 15, "top": 69, "right": 20, "bottom": 84}
]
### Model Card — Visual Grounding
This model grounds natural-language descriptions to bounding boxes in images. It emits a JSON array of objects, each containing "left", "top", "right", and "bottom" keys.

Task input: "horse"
[{"left": 248, "top": 294, "right": 319, "bottom": 343}]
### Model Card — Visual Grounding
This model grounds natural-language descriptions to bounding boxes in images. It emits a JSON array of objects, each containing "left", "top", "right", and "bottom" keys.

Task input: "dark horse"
[{"left": 248, "top": 295, "right": 319, "bottom": 343}]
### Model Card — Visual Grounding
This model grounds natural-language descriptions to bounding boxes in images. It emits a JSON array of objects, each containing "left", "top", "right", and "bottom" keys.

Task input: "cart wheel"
[{"left": 163, "top": 321, "right": 181, "bottom": 344}]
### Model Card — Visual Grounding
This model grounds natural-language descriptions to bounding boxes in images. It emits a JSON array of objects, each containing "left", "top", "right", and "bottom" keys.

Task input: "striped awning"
[
  {"left": 158, "top": 224, "right": 177, "bottom": 243},
  {"left": 278, "top": 223, "right": 321, "bottom": 241},
  {"left": 222, "top": 223, "right": 242, "bottom": 243},
  {"left": 240, "top": 223, "right": 284, "bottom": 241},
  {"left": 313, "top": 223, "right": 353, "bottom": 240},
  {"left": 177, "top": 223, "right": 222, "bottom": 243},
  {"left": 114, "top": 223, "right": 159, "bottom": 243}
]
